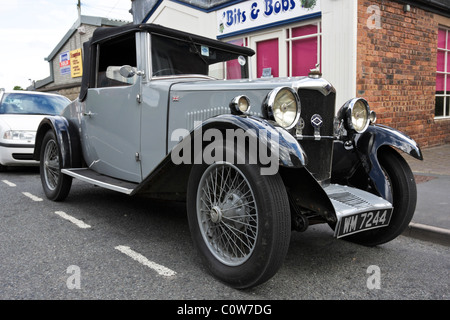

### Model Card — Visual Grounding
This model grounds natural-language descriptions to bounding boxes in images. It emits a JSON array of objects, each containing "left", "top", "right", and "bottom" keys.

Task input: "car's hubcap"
[
  {"left": 210, "top": 206, "right": 222, "bottom": 223},
  {"left": 197, "top": 162, "right": 258, "bottom": 266}
]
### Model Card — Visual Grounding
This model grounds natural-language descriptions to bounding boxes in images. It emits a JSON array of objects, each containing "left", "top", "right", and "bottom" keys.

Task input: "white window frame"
[
  {"left": 436, "top": 26, "right": 450, "bottom": 119},
  {"left": 286, "top": 21, "right": 322, "bottom": 77}
]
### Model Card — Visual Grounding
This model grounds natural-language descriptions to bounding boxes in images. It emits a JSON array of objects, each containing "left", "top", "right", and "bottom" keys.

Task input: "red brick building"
[{"left": 357, "top": 0, "right": 450, "bottom": 147}]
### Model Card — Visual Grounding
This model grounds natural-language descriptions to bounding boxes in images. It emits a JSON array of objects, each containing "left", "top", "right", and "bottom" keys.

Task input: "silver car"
[{"left": 33, "top": 24, "right": 423, "bottom": 289}]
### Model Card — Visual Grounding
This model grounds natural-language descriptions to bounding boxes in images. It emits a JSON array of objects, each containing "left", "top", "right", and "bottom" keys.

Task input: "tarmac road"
[{"left": 0, "top": 164, "right": 448, "bottom": 301}]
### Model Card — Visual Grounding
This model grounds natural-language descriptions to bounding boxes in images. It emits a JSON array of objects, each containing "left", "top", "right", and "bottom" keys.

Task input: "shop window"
[
  {"left": 257, "top": 38, "right": 279, "bottom": 78},
  {"left": 224, "top": 20, "right": 321, "bottom": 79},
  {"left": 436, "top": 27, "right": 450, "bottom": 118},
  {"left": 287, "top": 23, "right": 321, "bottom": 77}
]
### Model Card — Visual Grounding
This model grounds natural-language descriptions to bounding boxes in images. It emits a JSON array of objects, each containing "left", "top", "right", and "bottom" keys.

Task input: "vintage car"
[{"left": 33, "top": 24, "right": 422, "bottom": 289}]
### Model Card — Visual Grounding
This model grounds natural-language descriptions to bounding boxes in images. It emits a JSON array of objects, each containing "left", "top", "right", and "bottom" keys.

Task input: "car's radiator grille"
[{"left": 297, "top": 89, "right": 336, "bottom": 182}]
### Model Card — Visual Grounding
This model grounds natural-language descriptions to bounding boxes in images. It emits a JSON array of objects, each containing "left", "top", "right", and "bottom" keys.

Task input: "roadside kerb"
[
  {"left": 401, "top": 143, "right": 450, "bottom": 247},
  {"left": 403, "top": 222, "right": 450, "bottom": 247}
]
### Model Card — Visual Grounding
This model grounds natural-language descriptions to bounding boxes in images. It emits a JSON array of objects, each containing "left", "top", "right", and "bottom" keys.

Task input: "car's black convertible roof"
[
  {"left": 79, "top": 23, "right": 255, "bottom": 101},
  {"left": 90, "top": 23, "right": 255, "bottom": 56}
]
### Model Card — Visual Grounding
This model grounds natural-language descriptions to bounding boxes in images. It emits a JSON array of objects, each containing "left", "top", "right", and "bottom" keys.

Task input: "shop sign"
[
  {"left": 70, "top": 48, "right": 83, "bottom": 78},
  {"left": 59, "top": 51, "right": 71, "bottom": 75},
  {"left": 217, "top": 0, "right": 321, "bottom": 37}
]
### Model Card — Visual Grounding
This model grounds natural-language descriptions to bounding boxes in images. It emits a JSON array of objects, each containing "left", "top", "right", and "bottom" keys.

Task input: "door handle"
[{"left": 83, "top": 111, "right": 95, "bottom": 117}]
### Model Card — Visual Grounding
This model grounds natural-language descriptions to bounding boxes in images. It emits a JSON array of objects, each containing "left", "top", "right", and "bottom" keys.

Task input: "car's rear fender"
[{"left": 33, "top": 116, "right": 82, "bottom": 168}]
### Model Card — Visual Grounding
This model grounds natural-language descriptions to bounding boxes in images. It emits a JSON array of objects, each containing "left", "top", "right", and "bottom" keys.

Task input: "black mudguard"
[
  {"left": 332, "top": 124, "right": 423, "bottom": 201},
  {"left": 33, "top": 116, "right": 82, "bottom": 169},
  {"left": 171, "top": 114, "right": 308, "bottom": 169}
]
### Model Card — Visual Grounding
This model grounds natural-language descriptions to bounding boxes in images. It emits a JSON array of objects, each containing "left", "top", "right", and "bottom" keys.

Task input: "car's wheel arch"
[{"left": 34, "top": 116, "right": 83, "bottom": 169}]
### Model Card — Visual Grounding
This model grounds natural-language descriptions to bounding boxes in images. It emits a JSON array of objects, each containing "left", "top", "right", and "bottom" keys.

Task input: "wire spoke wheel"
[
  {"left": 187, "top": 155, "right": 291, "bottom": 289},
  {"left": 197, "top": 162, "right": 258, "bottom": 266},
  {"left": 43, "top": 139, "right": 60, "bottom": 191},
  {"left": 39, "top": 130, "right": 72, "bottom": 201}
]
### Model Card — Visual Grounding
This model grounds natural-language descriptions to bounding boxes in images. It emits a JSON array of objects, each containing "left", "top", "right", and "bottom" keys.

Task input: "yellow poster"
[{"left": 70, "top": 48, "right": 83, "bottom": 78}]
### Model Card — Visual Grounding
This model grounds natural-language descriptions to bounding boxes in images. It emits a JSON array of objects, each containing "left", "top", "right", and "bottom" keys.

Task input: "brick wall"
[{"left": 357, "top": 0, "right": 450, "bottom": 148}]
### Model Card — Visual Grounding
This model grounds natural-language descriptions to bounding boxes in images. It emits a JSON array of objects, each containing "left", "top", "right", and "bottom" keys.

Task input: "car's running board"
[
  {"left": 61, "top": 168, "right": 138, "bottom": 195},
  {"left": 323, "top": 184, "right": 394, "bottom": 238}
]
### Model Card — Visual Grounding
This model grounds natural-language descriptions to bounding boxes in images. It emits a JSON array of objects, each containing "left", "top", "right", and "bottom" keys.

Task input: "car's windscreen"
[
  {"left": 0, "top": 93, "right": 69, "bottom": 115},
  {"left": 151, "top": 34, "right": 249, "bottom": 80}
]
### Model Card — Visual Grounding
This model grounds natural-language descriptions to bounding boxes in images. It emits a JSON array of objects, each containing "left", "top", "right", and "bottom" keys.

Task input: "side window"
[{"left": 96, "top": 34, "right": 137, "bottom": 88}]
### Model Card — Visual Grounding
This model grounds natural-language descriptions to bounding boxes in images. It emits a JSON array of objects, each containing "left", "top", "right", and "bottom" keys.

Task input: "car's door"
[{"left": 81, "top": 33, "right": 142, "bottom": 183}]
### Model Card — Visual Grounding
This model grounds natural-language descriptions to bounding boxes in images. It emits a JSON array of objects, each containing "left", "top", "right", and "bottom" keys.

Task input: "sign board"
[
  {"left": 70, "top": 48, "right": 83, "bottom": 78},
  {"left": 59, "top": 51, "right": 71, "bottom": 75},
  {"left": 217, "top": 0, "right": 321, "bottom": 38}
]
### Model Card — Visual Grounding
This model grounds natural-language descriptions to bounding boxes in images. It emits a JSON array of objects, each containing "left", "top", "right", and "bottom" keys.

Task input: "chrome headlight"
[
  {"left": 263, "top": 87, "right": 300, "bottom": 129},
  {"left": 3, "top": 130, "right": 35, "bottom": 142},
  {"left": 230, "top": 95, "right": 251, "bottom": 115},
  {"left": 339, "top": 98, "right": 374, "bottom": 134}
]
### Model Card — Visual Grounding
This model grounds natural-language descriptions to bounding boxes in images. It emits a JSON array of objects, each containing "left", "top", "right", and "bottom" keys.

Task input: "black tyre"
[
  {"left": 347, "top": 148, "right": 417, "bottom": 246},
  {"left": 187, "top": 161, "right": 291, "bottom": 289},
  {"left": 40, "top": 130, "right": 72, "bottom": 201}
]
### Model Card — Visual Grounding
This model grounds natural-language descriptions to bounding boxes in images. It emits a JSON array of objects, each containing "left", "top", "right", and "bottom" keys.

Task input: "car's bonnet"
[{"left": 0, "top": 114, "right": 47, "bottom": 131}]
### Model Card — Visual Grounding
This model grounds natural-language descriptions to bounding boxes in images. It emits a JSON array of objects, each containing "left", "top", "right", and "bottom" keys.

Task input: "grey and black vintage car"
[{"left": 33, "top": 24, "right": 422, "bottom": 289}]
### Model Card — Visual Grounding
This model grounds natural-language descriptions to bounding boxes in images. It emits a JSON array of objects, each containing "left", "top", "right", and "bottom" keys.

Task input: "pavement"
[{"left": 401, "top": 143, "right": 450, "bottom": 246}]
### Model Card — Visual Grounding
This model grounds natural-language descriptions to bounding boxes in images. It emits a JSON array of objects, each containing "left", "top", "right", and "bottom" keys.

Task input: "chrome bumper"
[{"left": 323, "top": 184, "right": 393, "bottom": 238}]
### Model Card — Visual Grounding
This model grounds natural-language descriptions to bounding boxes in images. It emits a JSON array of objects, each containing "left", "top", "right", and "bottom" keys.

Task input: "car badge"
[
  {"left": 311, "top": 114, "right": 323, "bottom": 140},
  {"left": 311, "top": 114, "right": 323, "bottom": 128},
  {"left": 172, "top": 96, "right": 180, "bottom": 102}
]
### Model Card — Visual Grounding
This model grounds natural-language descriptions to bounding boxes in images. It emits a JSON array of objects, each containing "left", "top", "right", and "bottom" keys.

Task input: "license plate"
[{"left": 336, "top": 209, "right": 393, "bottom": 238}]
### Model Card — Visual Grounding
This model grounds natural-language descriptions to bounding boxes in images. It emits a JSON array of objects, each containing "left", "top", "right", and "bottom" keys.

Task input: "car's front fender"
[
  {"left": 355, "top": 124, "right": 422, "bottom": 200},
  {"left": 171, "top": 114, "right": 307, "bottom": 171},
  {"left": 33, "top": 116, "right": 82, "bottom": 169}
]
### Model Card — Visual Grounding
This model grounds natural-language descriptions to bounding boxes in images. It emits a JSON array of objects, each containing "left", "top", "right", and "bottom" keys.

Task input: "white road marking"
[
  {"left": 115, "top": 245, "right": 176, "bottom": 277},
  {"left": 2, "top": 180, "right": 16, "bottom": 187},
  {"left": 22, "top": 192, "right": 43, "bottom": 202},
  {"left": 54, "top": 211, "right": 91, "bottom": 229}
]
